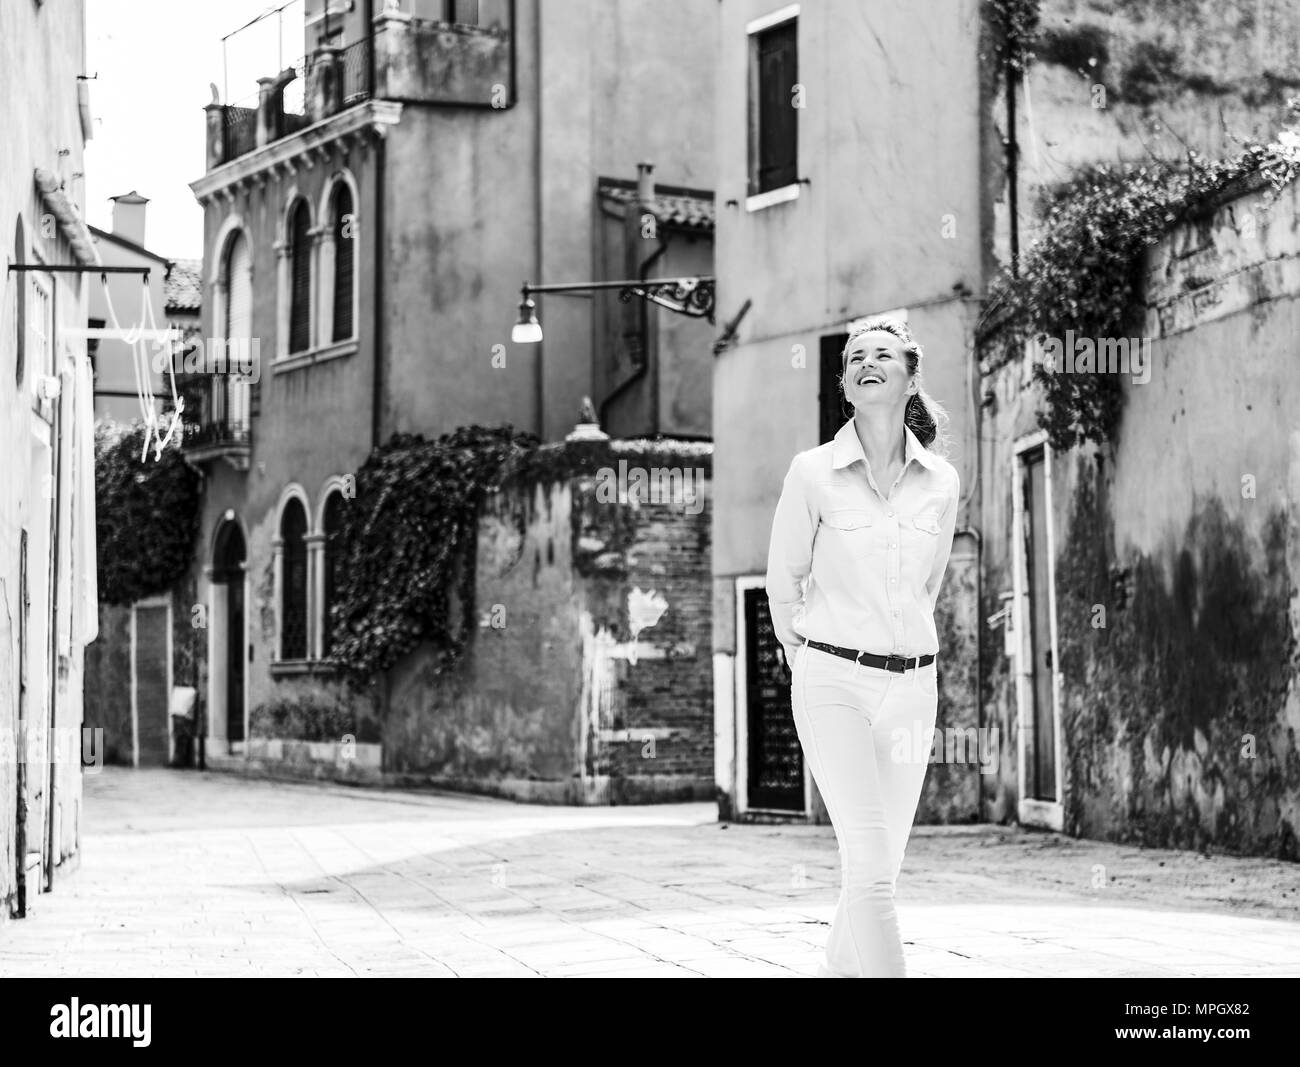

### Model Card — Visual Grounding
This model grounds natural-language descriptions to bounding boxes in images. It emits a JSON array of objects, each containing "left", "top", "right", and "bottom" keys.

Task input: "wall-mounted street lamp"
[{"left": 511, "top": 276, "right": 716, "bottom": 344}]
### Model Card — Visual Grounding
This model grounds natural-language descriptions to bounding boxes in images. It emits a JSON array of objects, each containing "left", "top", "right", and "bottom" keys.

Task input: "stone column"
[{"left": 305, "top": 533, "right": 327, "bottom": 660}]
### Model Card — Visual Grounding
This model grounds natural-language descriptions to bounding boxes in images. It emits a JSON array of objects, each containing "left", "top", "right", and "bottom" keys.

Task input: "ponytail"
[{"left": 905, "top": 386, "right": 951, "bottom": 458}]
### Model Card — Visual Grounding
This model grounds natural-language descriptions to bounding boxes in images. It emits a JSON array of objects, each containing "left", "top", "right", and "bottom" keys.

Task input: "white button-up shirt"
[{"left": 765, "top": 419, "right": 960, "bottom": 664}]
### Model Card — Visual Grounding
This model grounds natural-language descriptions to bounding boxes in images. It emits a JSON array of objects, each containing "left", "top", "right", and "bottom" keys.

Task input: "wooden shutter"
[
  {"left": 331, "top": 186, "right": 354, "bottom": 343},
  {"left": 225, "top": 233, "right": 253, "bottom": 425},
  {"left": 289, "top": 202, "right": 312, "bottom": 354},
  {"left": 757, "top": 20, "right": 798, "bottom": 193}
]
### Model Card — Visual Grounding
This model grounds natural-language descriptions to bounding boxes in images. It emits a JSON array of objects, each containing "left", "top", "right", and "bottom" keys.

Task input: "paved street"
[{"left": 1, "top": 768, "right": 1298, "bottom": 978}]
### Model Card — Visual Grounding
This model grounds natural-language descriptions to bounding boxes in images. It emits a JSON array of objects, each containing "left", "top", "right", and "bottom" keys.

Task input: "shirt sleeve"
[
  {"left": 765, "top": 453, "right": 817, "bottom": 661},
  {"left": 924, "top": 468, "right": 961, "bottom": 613}
]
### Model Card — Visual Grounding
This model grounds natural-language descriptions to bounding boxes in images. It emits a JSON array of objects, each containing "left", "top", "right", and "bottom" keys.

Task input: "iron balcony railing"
[
  {"left": 284, "top": 35, "right": 373, "bottom": 117},
  {"left": 182, "top": 377, "right": 252, "bottom": 453}
]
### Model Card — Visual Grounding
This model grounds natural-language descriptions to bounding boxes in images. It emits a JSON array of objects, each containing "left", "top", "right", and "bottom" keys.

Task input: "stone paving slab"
[{"left": 0, "top": 768, "right": 1297, "bottom": 977}]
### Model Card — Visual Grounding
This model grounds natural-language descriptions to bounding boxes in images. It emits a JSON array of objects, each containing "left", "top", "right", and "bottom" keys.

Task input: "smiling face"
[{"left": 841, "top": 329, "right": 918, "bottom": 413}]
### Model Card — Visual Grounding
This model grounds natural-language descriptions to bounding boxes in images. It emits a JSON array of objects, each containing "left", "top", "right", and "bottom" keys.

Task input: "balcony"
[
  {"left": 181, "top": 377, "right": 252, "bottom": 471},
  {"left": 205, "top": 11, "right": 513, "bottom": 172}
]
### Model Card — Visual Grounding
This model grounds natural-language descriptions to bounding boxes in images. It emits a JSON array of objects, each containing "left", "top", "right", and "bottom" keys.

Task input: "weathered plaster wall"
[
  {"left": 712, "top": 0, "right": 986, "bottom": 822},
  {"left": 0, "top": 0, "right": 90, "bottom": 915},
  {"left": 385, "top": 440, "right": 714, "bottom": 804},
  {"left": 980, "top": 176, "right": 1300, "bottom": 857},
  {"left": 83, "top": 603, "right": 133, "bottom": 766},
  {"left": 994, "top": 0, "right": 1300, "bottom": 265}
]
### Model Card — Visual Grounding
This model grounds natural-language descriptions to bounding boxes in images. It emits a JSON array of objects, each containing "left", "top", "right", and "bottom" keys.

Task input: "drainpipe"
[
  {"left": 598, "top": 161, "right": 667, "bottom": 433},
  {"left": 15, "top": 531, "right": 27, "bottom": 915},
  {"left": 45, "top": 284, "right": 64, "bottom": 890},
  {"left": 364, "top": 0, "right": 375, "bottom": 98},
  {"left": 1006, "top": 57, "right": 1019, "bottom": 277},
  {"left": 533, "top": 4, "right": 544, "bottom": 438},
  {"left": 371, "top": 133, "right": 385, "bottom": 449}
]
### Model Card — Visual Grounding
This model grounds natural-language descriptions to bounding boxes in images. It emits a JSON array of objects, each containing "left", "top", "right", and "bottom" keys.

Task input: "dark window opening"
[
  {"left": 280, "top": 498, "right": 309, "bottom": 660},
  {"left": 331, "top": 184, "right": 354, "bottom": 343},
  {"left": 751, "top": 19, "right": 798, "bottom": 195},
  {"left": 442, "top": 0, "right": 479, "bottom": 25},
  {"left": 321, "top": 491, "right": 346, "bottom": 656},
  {"left": 289, "top": 201, "right": 312, "bottom": 354},
  {"left": 818, "top": 332, "right": 850, "bottom": 445}
]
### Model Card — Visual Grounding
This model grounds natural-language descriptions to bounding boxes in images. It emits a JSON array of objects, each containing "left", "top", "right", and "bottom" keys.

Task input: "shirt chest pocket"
[
  {"left": 818, "top": 507, "right": 874, "bottom": 556},
  {"left": 900, "top": 501, "right": 945, "bottom": 572},
  {"left": 911, "top": 513, "right": 942, "bottom": 535}
]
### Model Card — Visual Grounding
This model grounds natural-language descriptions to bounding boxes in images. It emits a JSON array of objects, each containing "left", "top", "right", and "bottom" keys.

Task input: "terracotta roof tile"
[
  {"left": 597, "top": 179, "right": 715, "bottom": 232},
  {"left": 165, "top": 258, "right": 203, "bottom": 313}
]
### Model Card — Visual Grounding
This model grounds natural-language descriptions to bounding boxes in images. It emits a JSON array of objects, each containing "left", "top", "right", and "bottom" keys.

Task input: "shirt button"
[
  {"left": 887, "top": 511, "right": 895, "bottom": 518},
  {"left": 889, "top": 542, "right": 897, "bottom": 549},
  {"left": 889, "top": 577, "right": 896, "bottom": 583}
]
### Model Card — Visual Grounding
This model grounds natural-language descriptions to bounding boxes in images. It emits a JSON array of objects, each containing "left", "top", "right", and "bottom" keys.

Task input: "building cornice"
[
  {"left": 34, "top": 168, "right": 99, "bottom": 265},
  {"left": 190, "top": 100, "right": 403, "bottom": 206}
]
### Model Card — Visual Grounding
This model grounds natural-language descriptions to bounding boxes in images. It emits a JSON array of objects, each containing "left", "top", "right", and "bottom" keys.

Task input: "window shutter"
[
  {"left": 332, "top": 186, "right": 354, "bottom": 343},
  {"left": 289, "top": 202, "right": 312, "bottom": 354},
  {"left": 224, "top": 233, "right": 254, "bottom": 425},
  {"left": 758, "top": 21, "right": 798, "bottom": 193}
]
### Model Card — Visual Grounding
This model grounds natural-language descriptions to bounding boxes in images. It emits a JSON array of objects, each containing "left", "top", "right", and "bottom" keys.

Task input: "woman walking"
[{"left": 765, "top": 317, "right": 959, "bottom": 978}]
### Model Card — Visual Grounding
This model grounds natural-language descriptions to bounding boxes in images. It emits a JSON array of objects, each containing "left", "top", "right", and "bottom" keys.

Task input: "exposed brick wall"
[{"left": 385, "top": 439, "right": 714, "bottom": 804}]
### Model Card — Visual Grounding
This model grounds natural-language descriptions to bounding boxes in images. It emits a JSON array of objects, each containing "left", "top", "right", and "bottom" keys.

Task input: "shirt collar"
[{"left": 831, "top": 419, "right": 940, "bottom": 472}]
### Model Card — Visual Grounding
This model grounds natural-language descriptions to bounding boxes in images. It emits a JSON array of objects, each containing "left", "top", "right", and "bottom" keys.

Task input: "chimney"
[
  {"left": 109, "top": 190, "right": 149, "bottom": 247},
  {"left": 636, "top": 161, "right": 655, "bottom": 210}
]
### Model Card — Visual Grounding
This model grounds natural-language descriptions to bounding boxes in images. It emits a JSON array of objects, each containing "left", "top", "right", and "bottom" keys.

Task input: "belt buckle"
[{"left": 883, "top": 654, "right": 908, "bottom": 673}]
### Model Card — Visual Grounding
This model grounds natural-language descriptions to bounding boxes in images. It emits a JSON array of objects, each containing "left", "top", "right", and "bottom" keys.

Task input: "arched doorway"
[{"left": 211, "top": 517, "right": 247, "bottom": 746}]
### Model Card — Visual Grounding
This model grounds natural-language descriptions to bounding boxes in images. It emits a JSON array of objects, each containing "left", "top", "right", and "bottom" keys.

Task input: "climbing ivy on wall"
[
  {"left": 981, "top": 114, "right": 1300, "bottom": 451},
  {"left": 327, "top": 424, "right": 539, "bottom": 685},
  {"left": 984, "top": 0, "right": 1041, "bottom": 77},
  {"left": 95, "top": 420, "right": 201, "bottom": 605}
]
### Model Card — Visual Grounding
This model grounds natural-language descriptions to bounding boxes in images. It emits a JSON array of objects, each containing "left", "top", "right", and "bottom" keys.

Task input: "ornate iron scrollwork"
[{"left": 617, "top": 277, "right": 716, "bottom": 323}]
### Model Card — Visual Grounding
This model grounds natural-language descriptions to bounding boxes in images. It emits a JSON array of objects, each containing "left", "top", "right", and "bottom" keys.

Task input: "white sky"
[{"left": 84, "top": 0, "right": 309, "bottom": 261}]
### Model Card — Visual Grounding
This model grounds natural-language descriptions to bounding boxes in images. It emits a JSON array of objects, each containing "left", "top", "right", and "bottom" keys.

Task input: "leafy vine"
[
  {"left": 981, "top": 112, "right": 1300, "bottom": 451},
  {"left": 326, "top": 423, "right": 539, "bottom": 685},
  {"left": 94, "top": 420, "right": 201, "bottom": 605},
  {"left": 985, "top": 0, "right": 1041, "bottom": 77}
]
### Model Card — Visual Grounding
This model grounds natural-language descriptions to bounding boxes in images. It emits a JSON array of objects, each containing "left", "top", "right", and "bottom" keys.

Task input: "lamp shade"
[
  {"left": 512, "top": 296, "right": 542, "bottom": 343},
  {"left": 511, "top": 319, "right": 543, "bottom": 344}
]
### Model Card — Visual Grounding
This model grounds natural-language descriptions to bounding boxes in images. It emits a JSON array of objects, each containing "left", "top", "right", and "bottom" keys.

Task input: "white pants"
[{"left": 790, "top": 642, "right": 938, "bottom": 978}]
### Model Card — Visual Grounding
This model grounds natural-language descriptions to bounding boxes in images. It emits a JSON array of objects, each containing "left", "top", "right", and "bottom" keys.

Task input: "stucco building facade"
[
  {"left": 183, "top": 0, "right": 719, "bottom": 796},
  {"left": 711, "top": 0, "right": 985, "bottom": 824},
  {"left": 1, "top": 0, "right": 98, "bottom": 921},
  {"left": 977, "top": 0, "right": 1300, "bottom": 853}
]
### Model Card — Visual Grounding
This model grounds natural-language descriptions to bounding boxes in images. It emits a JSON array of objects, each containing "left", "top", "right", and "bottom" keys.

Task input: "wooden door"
[
  {"left": 226, "top": 577, "right": 245, "bottom": 743},
  {"left": 1021, "top": 448, "right": 1057, "bottom": 801}
]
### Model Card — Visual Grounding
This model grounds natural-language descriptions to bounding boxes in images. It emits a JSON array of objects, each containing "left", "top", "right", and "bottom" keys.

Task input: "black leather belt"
[{"left": 804, "top": 639, "right": 935, "bottom": 673}]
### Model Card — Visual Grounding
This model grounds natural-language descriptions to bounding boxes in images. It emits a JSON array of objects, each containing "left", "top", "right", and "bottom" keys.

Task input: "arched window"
[
  {"left": 330, "top": 184, "right": 354, "bottom": 343},
  {"left": 288, "top": 200, "right": 312, "bottom": 353},
  {"left": 320, "top": 490, "right": 346, "bottom": 656},
  {"left": 280, "top": 498, "right": 309, "bottom": 659}
]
